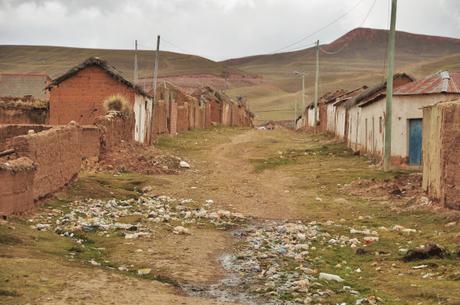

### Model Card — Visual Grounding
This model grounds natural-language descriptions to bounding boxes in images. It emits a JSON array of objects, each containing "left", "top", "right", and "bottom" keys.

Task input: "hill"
[
  {"left": 0, "top": 45, "right": 259, "bottom": 92},
  {"left": 223, "top": 28, "right": 460, "bottom": 122}
]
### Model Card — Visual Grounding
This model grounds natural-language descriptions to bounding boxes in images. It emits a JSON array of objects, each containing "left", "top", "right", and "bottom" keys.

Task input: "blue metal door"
[{"left": 408, "top": 119, "right": 422, "bottom": 165}]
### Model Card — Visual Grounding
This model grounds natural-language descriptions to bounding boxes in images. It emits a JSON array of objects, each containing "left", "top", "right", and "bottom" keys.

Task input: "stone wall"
[
  {"left": 422, "top": 100, "right": 460, "bottom": 209},
  {"left": 0, "top": 157, "right": 36, "bottom": 216}
]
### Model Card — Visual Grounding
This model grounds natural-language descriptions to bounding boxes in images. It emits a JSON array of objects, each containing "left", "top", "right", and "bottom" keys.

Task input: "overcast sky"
[{"left": 1, "top": 0, "right": 459, "bottom": 61}]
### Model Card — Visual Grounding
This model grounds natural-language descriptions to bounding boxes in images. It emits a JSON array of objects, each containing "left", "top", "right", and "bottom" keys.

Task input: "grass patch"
[
  {"left": 0, "top": 289, "right": 20, "bottom": 297},
  {"left": 250, "top": 157, "right": 296, "bottom": 172}
]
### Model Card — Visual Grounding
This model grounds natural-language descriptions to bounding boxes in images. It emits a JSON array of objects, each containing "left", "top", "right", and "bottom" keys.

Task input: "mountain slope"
[
  {"left": 223, "top": 28, "right": 460, "bottom": 122},
  {"left": 0, "top": 45, "right": 248, "bottom": 81}
]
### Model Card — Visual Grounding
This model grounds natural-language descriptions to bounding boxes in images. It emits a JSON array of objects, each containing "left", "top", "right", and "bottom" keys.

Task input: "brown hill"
[
  {"left": 223, "top": 28, "right": 460, "bottom": 122},
  {"left": 0, "top": 45, "right": 255, "bottom": 87}
]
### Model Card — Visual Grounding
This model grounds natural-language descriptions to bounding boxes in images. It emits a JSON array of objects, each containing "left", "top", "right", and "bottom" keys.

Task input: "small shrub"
[{"left": 103, "top": 95, "right": 131, "bottom": 115}]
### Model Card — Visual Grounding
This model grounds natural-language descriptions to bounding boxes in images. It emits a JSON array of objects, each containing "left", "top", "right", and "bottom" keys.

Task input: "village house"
[
  {"left": 357, "top": 71, "right": 460, "bottom": 166},
  {"left": 0, "top": 73, "right": 51, "bottom": 99},
  {"left": 46, "top": 57, "right": 153, "bottom": 143},
  {"left": 345, "top": 73, "right": 414, "bottom": 154},
  {"left": 327, "top": 86, "right": 368, "bottom": 139}
]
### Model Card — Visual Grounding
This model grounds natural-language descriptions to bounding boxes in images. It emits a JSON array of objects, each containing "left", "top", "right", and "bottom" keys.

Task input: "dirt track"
[{"left": 1, "top": 127, "right": 459, "bottom": 305}]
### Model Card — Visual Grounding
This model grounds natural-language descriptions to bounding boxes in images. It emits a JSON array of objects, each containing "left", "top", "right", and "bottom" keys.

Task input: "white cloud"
[{"left": 0, "top": 0, "right": 459, "bottom": 60}]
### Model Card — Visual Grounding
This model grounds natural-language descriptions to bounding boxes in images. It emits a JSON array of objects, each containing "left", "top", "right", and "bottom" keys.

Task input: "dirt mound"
[
  {"left": 343, "top": 173, "right": 423, "bottom": 201},
  {"left": 84, "top": 141, "right": 185, "bottom": 175}
]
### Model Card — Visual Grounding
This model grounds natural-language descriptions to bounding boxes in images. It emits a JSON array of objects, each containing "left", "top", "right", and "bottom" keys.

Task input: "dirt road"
[{"left": 1, "top": 127, "right": 459, "bottom": 305}]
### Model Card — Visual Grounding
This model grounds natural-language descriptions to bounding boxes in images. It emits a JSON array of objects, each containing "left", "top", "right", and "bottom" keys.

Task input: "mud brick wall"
[
  {"left": 0, "top": 107, "right": 48, "bottom": 125},
  {"left": 169, "top": 101, "right": 178, "bottom": 135},
  {"left": 176, "top": 103, "right": 190, "bottom": 133},
  {"left": 49, "top": 66, "right": 135, "bottom": 125},
  {"left": 0, "top": 157, "right": 36, "bottom": 216},
  {"left": 94, "top": 112, "right": 134, "bottom": 151},
  {"left": 318, "top": 103, "right": 328, "bottom": 132},
  {"left": 440, "top": 102, "right": 460, "bottom": 209},
  {"left": 423, "top": 100, "right": 460, "bottom": 210},
  {"left": 0, "top": 124, "right": 52, "bottom": 151},
  {"left": 210, "top": 100, "right": 221, "bottom": 124},
  {"left": 79, "top": 125, "right": 101, "bottom": 160},
  {"left": 12, "top": 124, "right": 82, "bottom": 200},
  {"left": 222, "top": 102, "right": 231, "bottom": 126},
  {"left": 152, "top": 100, "right": 168, "bottom": 135}
]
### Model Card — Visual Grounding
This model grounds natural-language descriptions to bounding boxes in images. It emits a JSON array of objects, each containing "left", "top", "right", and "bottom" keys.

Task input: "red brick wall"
[
  {"left": 0, "top": 157, "right": 36, "bottom": 216},
  {"left": 49, "top": 66, "right": 136, "bottom": 125},
  {"left": 12, "top": 124, "right": 82, "bottom": 200}
]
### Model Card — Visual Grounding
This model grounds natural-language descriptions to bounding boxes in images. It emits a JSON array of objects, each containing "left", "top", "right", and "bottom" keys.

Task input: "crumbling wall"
[
  {"left": 79, "top": 125, "right": 101, "bottom": 160},
  {"left": 423, "top": 100, "right": 460, "bottom": 209},
  {"left": 94, "top": 111, "right": 134, "bottom": 152},
  {"left": 0, "top": 157, "right": 36, "bottom": 216},
  {"left": 0, "top": 124, "right": 52, "bottom": 151},
  {"left": 177, "top": 103, "right": 190, "bottom": 133},
  {"left": 169, "top": 101, "right": 178, "bottom": 135},
  {"left": 12, "top": 124, "right": 82, "bottom": 200},
  {"left": 152, "top": 100, "right": 168, "bottom": 135}
]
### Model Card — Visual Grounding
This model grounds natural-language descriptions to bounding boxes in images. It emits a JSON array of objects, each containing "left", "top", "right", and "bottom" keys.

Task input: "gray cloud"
[{"left": 0, "top": 0, "right": 459, "bottom": 60}]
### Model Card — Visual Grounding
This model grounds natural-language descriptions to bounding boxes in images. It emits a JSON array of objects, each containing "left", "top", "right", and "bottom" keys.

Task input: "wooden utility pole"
[
  {"left": 133, "top": 40, "right": 138, "bottom": 85},
  {"left": 384, "top": 0, "right": 398, "bottom": 171},
  {"left": 314, "top": 40, "right": 320, "bottom": 127}
]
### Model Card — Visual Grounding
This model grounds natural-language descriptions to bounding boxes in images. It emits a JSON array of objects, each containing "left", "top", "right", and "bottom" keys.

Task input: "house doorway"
[{"left": 408, "top": 119, "right": 422, "bottom": 165}]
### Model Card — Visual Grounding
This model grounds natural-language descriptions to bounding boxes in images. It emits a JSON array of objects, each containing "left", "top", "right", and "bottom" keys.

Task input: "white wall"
[
  {"left": 326, "top": 103, "right": 336, "bottom": 133},
  {"left": 347, "top": 106, "right": 362, "bottom": 151},
  {"left": 134, "top": 94, "right": 152, "bottom": 143},
  {"left": 359, "top": 93, "right": 458, "bottom": 160},
  {"left": 335, "top": 106, "right": 347, "bottom": 139}
]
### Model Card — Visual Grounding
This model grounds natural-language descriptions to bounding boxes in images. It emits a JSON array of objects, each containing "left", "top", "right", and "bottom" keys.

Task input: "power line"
[
  {"left": 319, "top": 0, "right": 377, "bottom": 56},
  {"left": 270, "top": 0, "right": 368, "bottom": 54}
]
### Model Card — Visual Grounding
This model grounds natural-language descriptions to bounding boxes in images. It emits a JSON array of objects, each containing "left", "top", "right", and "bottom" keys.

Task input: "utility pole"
[
  {"left": 314, "top": 40, "right": 320, "bottom": 128},
  {"left": 133, "top": 40, "right": 138, "bottom": 85},
  {"left": 294, "top": 99, "right": 297, "bottom": 129},
  {"left": 293, "top": 71, "right": 307, "bottom": 127},
  {"left": 153, "top": 35, "right": 160, "bottom": 100},
  {"left": 147, "top": 35, "right": 160, "bottom": 145},
  {"left": 384, "top": 0, "right": 398, "bottom": 171}
]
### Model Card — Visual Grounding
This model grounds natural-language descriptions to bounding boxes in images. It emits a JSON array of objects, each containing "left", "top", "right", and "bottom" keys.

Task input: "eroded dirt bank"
[{"left": 1, "top": 127, "right": 459, "bottom": 305}]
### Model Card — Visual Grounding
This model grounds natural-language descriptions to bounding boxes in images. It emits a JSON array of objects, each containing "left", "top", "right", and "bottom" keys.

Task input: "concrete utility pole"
[
  {"left": 294, "top": 99, "right": 297, "bottom": 129},
  {"left": 384, "top": 0, "right": 398, "bottom": 171},
  {"left": 133, "top": 40, "right": 138, "bottom": 85},
  {"left": 153, "top": 35, "right": 160, "bottom": 100},
  {"left": 293, "top": 71, "right": 307, "bottom": 113},
  {"left": 314, "top": 40, "right": 320, "bottom": 127},
  {"left": 147, "top": 35, "right": 160, "bottom": 145}
]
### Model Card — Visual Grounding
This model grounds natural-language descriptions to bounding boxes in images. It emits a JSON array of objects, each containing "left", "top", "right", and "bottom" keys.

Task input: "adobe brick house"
[
  {"left": 0, "top": 73, "right": 51, "bottom": 99},
  {"left": 47, "top": 57, "right": 152, "bottom": 143}
]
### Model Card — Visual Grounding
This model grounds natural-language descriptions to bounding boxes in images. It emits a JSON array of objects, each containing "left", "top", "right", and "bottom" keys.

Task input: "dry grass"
[{"left": 103, "top": 94, "right": 131, "bottom": 115}]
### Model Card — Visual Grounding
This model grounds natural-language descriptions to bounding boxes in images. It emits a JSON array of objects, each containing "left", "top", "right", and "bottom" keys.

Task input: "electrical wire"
[
  {"left": 319, "top": 0, "right": 377, "bottom": 56},
  {"left": 270, "top": 0, "right": 368, "bottom": 54}
]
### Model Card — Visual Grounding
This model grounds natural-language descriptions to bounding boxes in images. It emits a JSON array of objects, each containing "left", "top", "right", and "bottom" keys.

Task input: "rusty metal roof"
[{"left": 394, "top": 71, "right": 460, "bottom": 95}]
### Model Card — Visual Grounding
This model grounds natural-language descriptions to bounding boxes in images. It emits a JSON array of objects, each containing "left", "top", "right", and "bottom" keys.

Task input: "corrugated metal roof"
[{"left": 394, "top": 71, "right": 460, "bottom": 95}]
